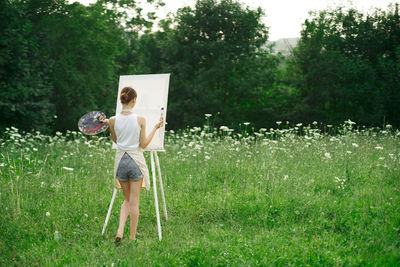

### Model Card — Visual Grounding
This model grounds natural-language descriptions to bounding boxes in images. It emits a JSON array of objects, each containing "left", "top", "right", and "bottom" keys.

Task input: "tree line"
[{"left": 1, "top": 0, "right": 399, "bottom": 133}]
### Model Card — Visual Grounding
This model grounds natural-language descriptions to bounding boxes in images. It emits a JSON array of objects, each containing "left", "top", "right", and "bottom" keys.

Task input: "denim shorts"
[{"left": 116, "top": 152, "right": 143, "bottom": 182}]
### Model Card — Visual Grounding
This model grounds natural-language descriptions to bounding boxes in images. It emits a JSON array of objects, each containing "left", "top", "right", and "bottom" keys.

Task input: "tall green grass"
[{"left": 1, "top": 121, "right": 399, "bottom": 266}]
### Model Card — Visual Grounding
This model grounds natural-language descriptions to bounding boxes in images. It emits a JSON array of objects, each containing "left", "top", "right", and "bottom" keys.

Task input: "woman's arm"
[
  {"left": 109, "top": 117, "right": 117, "bottom": 143},
  {"left": 138, "top": 116, "right": 164, "bottom": 149},
  {"left": 102, "top": 116, "right": 117, "bottom": 143}
]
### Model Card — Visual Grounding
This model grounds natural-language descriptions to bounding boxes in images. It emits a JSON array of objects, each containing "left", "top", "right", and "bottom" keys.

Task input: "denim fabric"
[{"left": 116, "top": 152, "right": 143, "bottom": 181}]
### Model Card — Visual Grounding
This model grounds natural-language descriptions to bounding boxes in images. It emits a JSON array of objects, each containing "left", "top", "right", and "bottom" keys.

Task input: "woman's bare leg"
[
  {"left": 128, "top": 178, "right": 143, "bottom": 240},
  {"left": 116, "top": 180, "right": 130, "bottom": 238}
]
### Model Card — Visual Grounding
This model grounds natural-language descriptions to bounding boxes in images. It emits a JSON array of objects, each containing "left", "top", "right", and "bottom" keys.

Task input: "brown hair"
[{"left": 120, "top": 86, "right": 137, "bottom": 104}]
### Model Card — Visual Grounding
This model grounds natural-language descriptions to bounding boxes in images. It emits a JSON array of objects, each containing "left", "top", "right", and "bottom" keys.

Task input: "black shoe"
[{"left": 114, "top": 236, "right": 122, "bottom": 247}]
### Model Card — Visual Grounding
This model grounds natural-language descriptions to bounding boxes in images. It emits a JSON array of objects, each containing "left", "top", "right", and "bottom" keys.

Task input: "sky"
[{"left": 73, "top": 0, "right": 399, "bottom": 41}]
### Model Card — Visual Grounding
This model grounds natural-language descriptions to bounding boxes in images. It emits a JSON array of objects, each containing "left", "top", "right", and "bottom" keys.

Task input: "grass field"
[{"left": 1, "top": 121, "right": 399, "bottom": 266}]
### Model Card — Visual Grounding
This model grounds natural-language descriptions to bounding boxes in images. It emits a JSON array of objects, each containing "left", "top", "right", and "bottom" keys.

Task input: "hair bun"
[
  {"left": 120, "top": 87, "right": 137, "bottom": 104},
  {"left": 121, "top": 92, "right": 129, "bottom": 103}
]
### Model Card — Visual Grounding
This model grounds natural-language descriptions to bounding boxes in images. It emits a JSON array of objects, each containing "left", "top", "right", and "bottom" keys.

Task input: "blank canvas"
[{"left": 113, "top": 74, "right": 170, "bottom": 151}]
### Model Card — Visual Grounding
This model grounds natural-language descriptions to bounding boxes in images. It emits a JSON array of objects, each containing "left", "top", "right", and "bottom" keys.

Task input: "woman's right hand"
[{"left": 155, "top": 117, "right": 164, "bottom": 129}]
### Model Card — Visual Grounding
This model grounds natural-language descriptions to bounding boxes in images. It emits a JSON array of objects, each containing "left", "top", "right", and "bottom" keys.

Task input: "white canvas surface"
[{"left": 113, "top": 74, "right": 170, "bottom": 151}]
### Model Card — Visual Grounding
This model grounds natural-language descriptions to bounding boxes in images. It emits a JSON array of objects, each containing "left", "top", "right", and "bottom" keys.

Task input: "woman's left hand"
[{"left": 100, "top": 116, "right": 110, "bottom": 125}]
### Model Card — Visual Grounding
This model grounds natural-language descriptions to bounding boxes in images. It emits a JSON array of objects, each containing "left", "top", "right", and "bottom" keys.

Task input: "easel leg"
[
  {"left": 151, "top": 151, "right": 162, "bottom": 241},
  {"left": 102, "top": 187, "right": 117, "bottom": 236},
  {"left": 155, "top": 152, "right": 168, "bottom": 221}
]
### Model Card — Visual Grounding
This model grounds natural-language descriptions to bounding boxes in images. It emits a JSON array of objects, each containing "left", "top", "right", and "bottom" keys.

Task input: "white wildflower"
[
  {"left": 276, "top": 121, "right": 282, "bottom": 125},
  {"left": 379, "top": 157, "right": 385, "bottom": 160},
  {"left": 33, "top": 148, "right": 38, "bottom": 151},
  {"left": 352, "top": 143, "right": 359, "bottom": 148},
  {"left": 324, "top": 152, "right": 331, "bottom": 159},
  {"left": 205, "top": 156, "right": 210, "bottom": 160},
  {"left": 296, "top": 123, "right": 302, "bottom": 127},
  {"left": 54, "top": 230, "right": 61, "bottom": 241},
  {"left": 204, "top": 114, "right": 212, "bottom": 117},
  {"left": 243, "top": 122, "right": 250, "bottom": 126},
  {"left": 375, "top": 146, "right": 383, "bottom": 150},
  {"left": 46, "top": 211, "right": 50, "bottom": 217},
  {"left": 56, "top": 131, "right": 62, "bottom": 136},
  {"left": 283, "top": 175, "right": 289, "bottom": 180},
  {"left": 62, "top": 167, "right": 74, "bottom": 171}
]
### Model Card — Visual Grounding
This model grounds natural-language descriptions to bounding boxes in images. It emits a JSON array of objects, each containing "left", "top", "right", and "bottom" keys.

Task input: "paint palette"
[{"left": 78, "top": 111, "right": 108, "bottom": 135}]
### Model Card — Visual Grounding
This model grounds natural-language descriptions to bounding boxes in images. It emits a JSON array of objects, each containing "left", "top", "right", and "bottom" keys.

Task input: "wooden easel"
[{"left": 102, "top": 150, "right": 168, "bottom": 240}]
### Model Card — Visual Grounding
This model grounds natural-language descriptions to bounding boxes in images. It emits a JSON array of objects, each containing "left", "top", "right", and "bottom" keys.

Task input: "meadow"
[{"left": 0, "top": 120, "right": 399, "bottom": 266}]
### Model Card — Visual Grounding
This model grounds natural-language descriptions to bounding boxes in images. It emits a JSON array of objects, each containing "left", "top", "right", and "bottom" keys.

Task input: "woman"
[{"left": 103, "top": 86, "right": 163, "bottom": 246}]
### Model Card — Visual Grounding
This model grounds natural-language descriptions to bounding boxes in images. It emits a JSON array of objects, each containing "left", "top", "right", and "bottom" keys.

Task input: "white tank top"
[{"left": 114, "top": 113, "right": 141, "bottom": 150}]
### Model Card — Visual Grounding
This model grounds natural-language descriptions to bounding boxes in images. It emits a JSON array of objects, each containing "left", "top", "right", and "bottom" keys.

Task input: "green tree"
[
  {"left": 136, "top": 0, "right": 280, "bottom": 129},
  {"left": 0, "top": 0, "right": 161, "bottom": 133},
  {"left": 43, "top": 1, "right": 128, "bottom": 131},
  {"left": 287, "top": 4, "right": 400, "bottom": 126},
  {"left": 0, "top": 0, "right": 55, "bottom": 133},
  {"left": 41, "top": 0, "right": 163, "bottom": 131}
]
